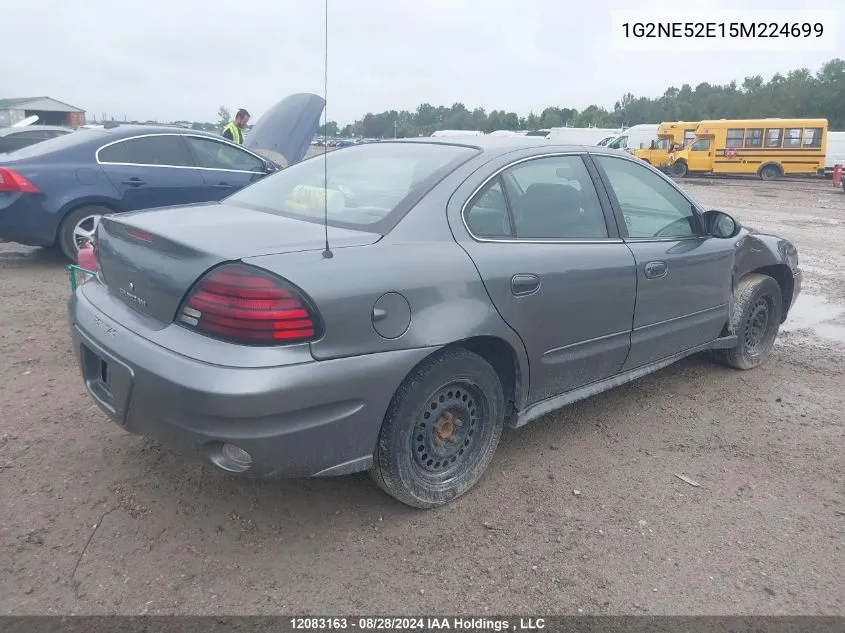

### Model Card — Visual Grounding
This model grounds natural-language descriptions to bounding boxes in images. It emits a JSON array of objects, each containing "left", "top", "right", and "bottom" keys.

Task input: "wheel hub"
[
  {"left": 412, "top": 385, "right": 479, "bottom": 476},
  {"left": 73, "top": 214, "right": 102, "bottom": 251},
  {"left": 745, "top": 298, "right": 770, "bottom": 351}
]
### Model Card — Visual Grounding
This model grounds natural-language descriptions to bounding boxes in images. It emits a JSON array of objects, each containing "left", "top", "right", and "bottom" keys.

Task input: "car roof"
[{"left": 96, "top": 124, "right": 221, "bottom": 140}]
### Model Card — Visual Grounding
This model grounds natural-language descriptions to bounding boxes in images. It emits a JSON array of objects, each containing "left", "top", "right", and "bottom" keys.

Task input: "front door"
[
  {"left": 686, "top": 137, "right": 714, "bottom": 173},
  {"left": 454, "top": 152, "right": 637, "bottom": 404},
  {"left": 591, "top": 153, "right": 735, "bottom": 370},
  {"left": 183, "top": 135, "right": 268, "bottom": 201},
  {"left": 97, "top": 134, "right": 206, "bottom": 210}
]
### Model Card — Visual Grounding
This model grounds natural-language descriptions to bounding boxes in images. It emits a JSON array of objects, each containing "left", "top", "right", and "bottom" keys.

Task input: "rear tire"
[
  {"left": 714, "top": 274, "right": 783, "bottom": 370},
  {"left": 371, "top": 348, "right": 504, "bottom": 509},
  {"left": 58, "top": 205, "right": 112, "bottom": 262},
  {"left": 759, "top": 164, "right": 782, "bottom": 181}
]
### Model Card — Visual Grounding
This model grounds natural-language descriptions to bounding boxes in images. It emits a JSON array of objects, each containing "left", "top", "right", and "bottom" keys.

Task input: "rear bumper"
[
  {"left": 0, "top": 193, "right": 58, "bottom": 246},
  {"left": 68, "top": 287, "right": 435, "bottom": 478}
]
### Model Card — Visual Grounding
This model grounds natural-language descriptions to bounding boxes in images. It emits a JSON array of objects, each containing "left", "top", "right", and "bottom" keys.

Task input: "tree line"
[{"left": 316, "top": 58, "right": 844, "bottom": 138}]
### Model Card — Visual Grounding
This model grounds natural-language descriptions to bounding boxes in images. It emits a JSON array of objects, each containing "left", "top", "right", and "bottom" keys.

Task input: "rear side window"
[
  {"left": 225, "top": 142, "right": 478, "bottom": 232},
  {"left": 465, "top": 155, "right": 608, "bottom": 240},
  {"left": 98, "top": 135, "right": 194, "bottom": 167},
  {"left": 465, "top": 178, "right": 511, "bottom": 238},
  {"left": 803, "top": 128, "right": 823, "bottom": 148}
]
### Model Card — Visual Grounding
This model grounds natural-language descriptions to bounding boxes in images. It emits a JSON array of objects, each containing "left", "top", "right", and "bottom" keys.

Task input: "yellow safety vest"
[{"left": 223, "top": 122, "right": 243, "bottom": 145}]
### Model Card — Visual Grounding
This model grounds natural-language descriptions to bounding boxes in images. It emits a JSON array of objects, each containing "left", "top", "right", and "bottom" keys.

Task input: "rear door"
[
  {"left": 590, "top": 153, "right": 734, "bottom": 370},
  {"left": 183, "top": 135, "right": 268, "bottom": 200},
  {"left": 452, "top": 151, "right": 637, "bottom": 404},
  {"left": 96, "top": 134, "right": 205, "bottom": 210}
]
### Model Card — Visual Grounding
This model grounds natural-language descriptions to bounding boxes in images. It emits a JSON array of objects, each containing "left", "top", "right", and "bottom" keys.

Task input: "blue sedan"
[{"left": 0, "top": 93, "right": 325, "bottom": 260}]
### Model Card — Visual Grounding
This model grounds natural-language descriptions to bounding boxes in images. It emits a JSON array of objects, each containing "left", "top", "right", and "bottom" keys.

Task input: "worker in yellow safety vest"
[{"left": 221, "top": 108, "right": 250, "bottom": 145}]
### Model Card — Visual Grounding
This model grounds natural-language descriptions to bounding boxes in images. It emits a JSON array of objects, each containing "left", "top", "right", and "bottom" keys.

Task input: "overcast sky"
[{"left": 3, "top": 0, "right": 842, "bottom": 125}]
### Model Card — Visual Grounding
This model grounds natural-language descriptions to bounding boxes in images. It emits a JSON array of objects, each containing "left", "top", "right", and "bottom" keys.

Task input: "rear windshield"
[
  {"left": 0, "top": 128, "right": 106, "bottom": 160},
  {"left": 225, "top": 142, "right": 478, "bottom": 232}
]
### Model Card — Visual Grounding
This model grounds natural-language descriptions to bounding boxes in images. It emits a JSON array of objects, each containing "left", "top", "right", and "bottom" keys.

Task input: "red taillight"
[
  {"left": 177, "top": 264, "right": 322, "bottom": 346},
  {"left": 0, "top": 168, "right": 40, "bottom": 193}
]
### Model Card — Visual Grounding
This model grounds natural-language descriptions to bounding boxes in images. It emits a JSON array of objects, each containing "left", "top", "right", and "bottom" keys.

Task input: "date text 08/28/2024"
[{"left": 288, "top": 617, "right": 547, "bottom": 631}]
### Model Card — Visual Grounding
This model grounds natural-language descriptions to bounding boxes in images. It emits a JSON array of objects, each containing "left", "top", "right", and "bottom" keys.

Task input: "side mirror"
[{"left": 703, "top": 209, "right": 741, "bottom": 239}]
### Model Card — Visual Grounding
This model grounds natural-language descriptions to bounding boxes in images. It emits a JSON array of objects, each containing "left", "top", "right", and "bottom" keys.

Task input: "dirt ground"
[{"left": 1, "top": 177, "right": 844, "bottom": 616}]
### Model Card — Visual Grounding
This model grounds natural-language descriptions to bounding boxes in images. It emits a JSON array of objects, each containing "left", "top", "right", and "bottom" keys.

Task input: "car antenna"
[{"left": 321, "top": 0, "right": 333, "bottom": 259}]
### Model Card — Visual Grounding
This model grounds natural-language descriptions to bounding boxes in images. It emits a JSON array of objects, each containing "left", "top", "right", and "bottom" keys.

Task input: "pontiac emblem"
[{"left": 119, "top": 282, "right": 146, "bottom": 308}]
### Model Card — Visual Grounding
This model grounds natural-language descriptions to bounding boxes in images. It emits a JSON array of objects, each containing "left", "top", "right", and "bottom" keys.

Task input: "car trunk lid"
[{"left": 95, "top": 202, "right": 380, "bottom": 323}]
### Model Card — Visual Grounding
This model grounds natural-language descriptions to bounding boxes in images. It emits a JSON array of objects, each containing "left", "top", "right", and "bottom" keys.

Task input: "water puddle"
[{"left": 782, "top": 294, "right": 845, "bottom": 344}]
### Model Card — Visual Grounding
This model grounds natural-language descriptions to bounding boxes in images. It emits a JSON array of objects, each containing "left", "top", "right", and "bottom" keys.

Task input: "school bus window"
[
  {"left": 765, "top": 129, "right": 782, "bottom": 148},
  {"left": 691, "top": 139, "right": 711, "bottom": 151},
  {"left": 726, "top": 129, "right": 745, "bottom": 148},
  {"left": 783, "top": 128, "right": 802, "bottom": 148},
  {"left": 802, "top": 128, "right": 822, "bottom": 148},
  {"left": 683, "top": 130, "right": 696, "bottom": 146},
  {"left": 744, "top": 128, "right": 763, "bottom": 148}
]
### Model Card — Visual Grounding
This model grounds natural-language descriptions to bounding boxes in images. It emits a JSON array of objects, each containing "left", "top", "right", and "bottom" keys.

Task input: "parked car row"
[{"left": 0, "top": 93, "right": 326, "bottom": 260}]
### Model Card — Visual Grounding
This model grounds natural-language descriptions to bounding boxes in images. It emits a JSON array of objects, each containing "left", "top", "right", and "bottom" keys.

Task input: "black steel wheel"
[
  {"left": 372, "top": 348, "right": 504, "bottom": 508},
  {"left": 714, "top": 273, "right": 783, "bottom": 370}
]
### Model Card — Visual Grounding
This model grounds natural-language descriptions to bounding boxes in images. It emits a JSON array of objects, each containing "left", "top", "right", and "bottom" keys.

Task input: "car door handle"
[
  {"left": 511, "top": 274, "right": 540, "bottom": 296},
  {"left": 644, "top": 261, "right": 668, "bottom": 279},
  {"left": 120, "top": 178, "right": 145, "bottom": 187},
  {"left": 212, "top": 182, "right": 234, "bottom": 189}
]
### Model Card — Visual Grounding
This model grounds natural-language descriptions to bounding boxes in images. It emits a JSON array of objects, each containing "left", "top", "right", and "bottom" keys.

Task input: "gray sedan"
[{"left": 68, "top": 138, "right": 802, "bottom": 508}]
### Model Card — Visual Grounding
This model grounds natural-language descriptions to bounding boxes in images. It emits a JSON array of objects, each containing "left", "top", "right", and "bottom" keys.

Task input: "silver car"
[{"left": 69, "top": 136, "right": 802, "bottom": 508}]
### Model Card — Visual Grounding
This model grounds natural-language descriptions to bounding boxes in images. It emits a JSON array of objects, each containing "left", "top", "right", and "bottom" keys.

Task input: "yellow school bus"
[
  {"left": 667, "top": 118, "right": 828, "bottom": 180},
  {"left": 633, "top": 121, "right": 698, "bottom": 167}
]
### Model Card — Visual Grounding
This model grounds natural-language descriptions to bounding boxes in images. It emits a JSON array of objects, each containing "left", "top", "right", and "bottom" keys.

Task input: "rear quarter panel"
[
  {"left": 6, "top": 143, "right": 123, "bottom": 241},
  {"left": 243, "top": 155, "right": 530, "bottom": 391}
]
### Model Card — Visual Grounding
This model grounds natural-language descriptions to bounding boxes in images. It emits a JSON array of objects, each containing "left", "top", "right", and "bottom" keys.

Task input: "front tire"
[
  {"left": 372, "top": 348, "right": 505, "bottom": 509},
  {"left": 715, "top": 274, "right": 783, "bottom": 370},
  {"left": 671, "top": 161, "right": 688, "bottom": 178}
]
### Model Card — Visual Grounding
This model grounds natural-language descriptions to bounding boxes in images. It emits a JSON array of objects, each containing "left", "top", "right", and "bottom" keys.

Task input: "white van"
[
  {"left": 545, "top": 127, "right": 623, "bottom": 145},
  {"left": 605, "top": 124, "right": 660, "bottom": 152},
  {"left": 825, "top": 131, "right": 845, "bottom": 174}
]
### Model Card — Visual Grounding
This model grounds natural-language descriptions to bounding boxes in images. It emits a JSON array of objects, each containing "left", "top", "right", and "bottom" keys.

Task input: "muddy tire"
[
  {"left": 371, "top": 348, "right": 504, "bottom": 509},
  {"left": 58, "top": 205, "right": 112, "bottom": 262},
  {"left": 714, "top": 273, "right": 783, "bottom": 370}
]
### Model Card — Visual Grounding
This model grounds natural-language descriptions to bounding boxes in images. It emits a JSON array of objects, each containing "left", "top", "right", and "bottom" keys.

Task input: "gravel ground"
[{"left": 1, "top": 177, "right": 844, "bottom": 616}]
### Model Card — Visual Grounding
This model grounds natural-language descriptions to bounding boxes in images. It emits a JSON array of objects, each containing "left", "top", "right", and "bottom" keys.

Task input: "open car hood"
[{"left": 244, "top": 93, "right": 326, "bottom": 168}]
